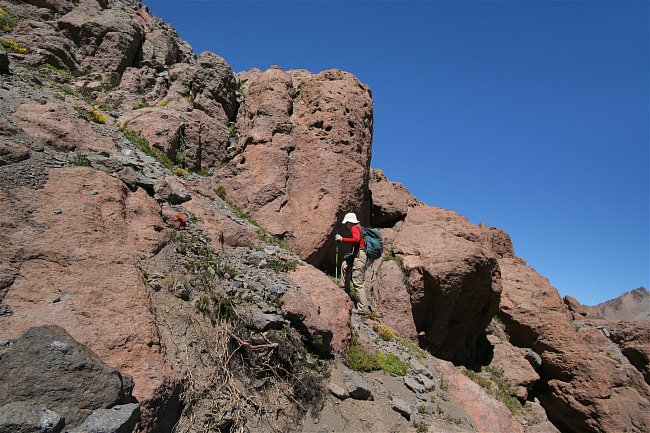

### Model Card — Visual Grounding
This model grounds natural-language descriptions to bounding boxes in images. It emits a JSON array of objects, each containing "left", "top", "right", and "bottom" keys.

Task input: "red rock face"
[
  {"left": 215, "top": 67, "right": 373, "bottom": 269},
  {"left": 0, "top": 168, "right": 178, "bottom": 431},
  {"left": 119, "top": 107, "right": 230, "bottom": 171},
  {"left": 369, "top": 168, "right": 418, "bottom": 227},
  {"left": 392, "top": 205, "right": 502, "bottom": 365},
  {"left": 284, "top": 264, "right": 353, "bottom": 355},
  {"left": 12, "top": 103, "right": 118, "bottom": 153},
  {"left": 498, "top": 258, "right": 650, "bottom": 433},
  {"left": 369, "top": 259, "right": 418, "bottom": 340}
]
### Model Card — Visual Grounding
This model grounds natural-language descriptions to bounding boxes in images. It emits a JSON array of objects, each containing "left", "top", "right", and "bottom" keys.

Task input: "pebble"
[{"left": 53, "top": 208, "right": 62, "bottom": 214}]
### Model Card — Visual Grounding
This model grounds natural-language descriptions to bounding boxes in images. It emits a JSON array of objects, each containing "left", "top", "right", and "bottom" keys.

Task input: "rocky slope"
[
  {"left": 575, "top": 287, "right": 649, "bottom": 321},
  {"left": 0, "top": 1, "right": 649, "bottom": 433}
]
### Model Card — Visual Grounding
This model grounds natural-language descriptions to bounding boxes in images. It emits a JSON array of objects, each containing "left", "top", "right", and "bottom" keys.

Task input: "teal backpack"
[{"left": 362, "top": 227, "right": 383, "bottom": 259}]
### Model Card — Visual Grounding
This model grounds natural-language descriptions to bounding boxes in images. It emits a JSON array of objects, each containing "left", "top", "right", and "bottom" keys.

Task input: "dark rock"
[
  {"left": 0, "top": 325, "right": 135, "bottom": 427},
  {"left": 0, "top": 304, "right": 13, "bottom": 317},
  {"left": 0, "top": 139, "right": 31, "bottom": 166},
  {"left": 0, "top": 401, "right": 64, "bottom": 433},
  {"left": 249, "top": 313, "right": 284, "bottom": 332},
  {"left": 191, "top": 51, "right": 238, "bottom": 120},
  {"left": 0, "top": 50, "right": 9, "bottom": 74},
  {"left": 390, "top": 396, "right": 411, "bottom": 420},
  {"left": 154, "top": 176, "right": 191, "bottom": 205},
  {"left": 327, "top": 383, "right": 349, "bottom": 400},
  {"left": 68, "top": 403, "right": 140, "bottom": 433},
  {"left": 404, "top": 376, "right": 425, "bottom": 394},
  {"left": 342, "top": 369, "right": 374, "bottom": 401}
]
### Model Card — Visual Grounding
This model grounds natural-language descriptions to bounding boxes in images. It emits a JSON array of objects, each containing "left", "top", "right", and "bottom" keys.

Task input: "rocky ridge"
[{"left": 0, "top": 1, "right": 648, "bottom": 433}]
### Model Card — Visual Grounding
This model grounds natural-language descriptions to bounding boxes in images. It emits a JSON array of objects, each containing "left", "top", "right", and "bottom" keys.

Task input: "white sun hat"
[{"left": 341, "top": 212, "right": 359, "bottom": 224}]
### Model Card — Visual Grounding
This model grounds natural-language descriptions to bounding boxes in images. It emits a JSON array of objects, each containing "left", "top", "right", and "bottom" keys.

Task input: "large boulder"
[
  {"left": 12, "top": 103, "right": 117, "bottom": 153},
  {"left": 0, "top": 139, "right": 30, "bottom": 166},
  {"left": 609, "top": 320, "right": 650, "bottom": 386},
  {"left": 498, "top": 258, "right": 650, "bottom": 433},
  {"left": 118, "top": 107, "right": 230, "bottom": 171},
  {"left": 0, "top": 167, "right": 179, "bottom": 432},
  {"left": 216, "top": 67, "right": 373, "bottom": 269},
  {"left": 391, "top": 204, "right": 501, "bottom": 365},
  {"left": 370, "top": 259, "right": 418, "bottom": 340},
  {"left": 283, "top": 264, "right": 353, "bottom": 356},
  {"left": 57, "top": 3, "right": 144, "bottom": 75},
  {"left": 369, "top": 168, "right": 418, "bottom": 227},
  {"left": 0, "top": 325, "right": 133, "bottom": 427}
]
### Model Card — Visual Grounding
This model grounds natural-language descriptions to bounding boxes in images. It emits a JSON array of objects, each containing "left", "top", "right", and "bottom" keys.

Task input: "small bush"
[
  {"left": 70, "top": 152, "right": 90, "bottom": 166},
  {"left": 0, "top": 8, "right": 19, "bottom": 34},
  {"left": 74, "top": 106, "right": 107, "bottom": 124},
  {"left": 228, "top": 122, "right": 238, "bottom": 139},
  {"left": 157, "top": 99, "right": 169, "bottom": 107},
  {"left": 120, "top": 127, "right": 174, "bottom": 169},
  {"left": 197, "top": 168, "right": 210, "bottom": 177},
  {"left": 262, "top": 258, "right": 300, "bottom": 273},
  {"left": 52, "top": 92, "right": 64, "bottom": 101},
  {"left": 382, "top": 250, "right": 405, "bottom": 270},
  {"left": 376, "top": 352, "right": 407, "bottom": 376},
  {"left": 174, "top": 167, "right": 188, "bottom": 176},
  {"left": 372, "top": 322, "right": 395, "bottom": 341},
  {"left": 43, "top": 63, "right": 73, "bottom": 78},
  {"left": 0, "top": 38, "right": 28, "bottom": 53},
  {"left": 132, "top": 101, "right": 150, "bottom": 110},
  {"left": 345, "top": 334, "right": 406, "bottom": 376},
  {"left": 214, "top": 185, "right": 227, "bottom": 200},
  {"left": 59, "top": 84, "right": 76, "bottom": 96},
  {"left": 345, "top": 341, "right": 381, "bottom": 372},
  {"left": 413, "top": 420, "right": 428, "bottom": 433},
  {"left": 259, "top": 231, "right": 293, "bottom": 252},
  {"left": 197, "top": 294, "right": 237, "bottom": 323},
  {"left": 462, "top": 368, "right": 492, "bottom": 391}
]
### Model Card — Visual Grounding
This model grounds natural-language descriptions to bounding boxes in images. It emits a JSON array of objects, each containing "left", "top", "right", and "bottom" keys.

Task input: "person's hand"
[{"left": 335, "top": 234, "right": 342, "bottom": 242}]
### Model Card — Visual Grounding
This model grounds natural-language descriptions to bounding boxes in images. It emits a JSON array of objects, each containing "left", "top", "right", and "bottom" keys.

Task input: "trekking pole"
[{"left": 335, "top": 243, "right": 339, "bottom": 285}]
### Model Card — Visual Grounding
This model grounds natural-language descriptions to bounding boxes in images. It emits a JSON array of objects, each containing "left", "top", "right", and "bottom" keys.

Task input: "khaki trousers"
[{"left": 340, "top": 250, "right": 369, "bottom": 311}]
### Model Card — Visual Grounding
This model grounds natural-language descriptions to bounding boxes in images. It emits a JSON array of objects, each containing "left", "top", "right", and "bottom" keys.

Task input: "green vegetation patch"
[
  {"left": 70, "top": 152, "right": 90, "bottom": 167},
  {"left": 119, "top": 127, "right": 174, "bottom": 169},
  {"left": 261, "top": 258, "right": 300, "bottom": 273},
  {"left": 132, "top": 101, "right": 150, "bottom": 110},
  {"left": 0, "top": 8, "right": 19, "bottom": 34},
  {"left": 197, "top": 293, "right": 237, "bottom": 323},
  {"left": 0, "top": 37, "right": 27, "bottom": 53},
  {"left": 463, "top": 366, "right": 524, "bottom": 417},
  {"left": 382, "top": 250, "right": 405, "bottom": 270},
  {"left": 42, "top": 63, "right": 73, "bottom": 79},
  {"left": 345, "top": 334, "right": 407, "bottom": 376},
  {"left": 74, "top": 106, "right": 107, "bottom": 124}
]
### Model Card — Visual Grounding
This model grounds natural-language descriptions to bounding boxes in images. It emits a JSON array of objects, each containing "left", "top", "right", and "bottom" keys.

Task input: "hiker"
[{"left": 335, "top": 212, "right": 370, "bottom": 314}]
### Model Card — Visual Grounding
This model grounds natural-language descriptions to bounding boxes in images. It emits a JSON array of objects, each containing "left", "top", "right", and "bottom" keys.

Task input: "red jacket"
[{"left": 341, "top": 225, "right": 365, "bottom": 250}]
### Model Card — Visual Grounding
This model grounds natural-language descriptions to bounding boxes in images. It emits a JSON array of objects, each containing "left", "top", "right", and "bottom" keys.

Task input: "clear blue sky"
[{"left": 145, "top": 0, "right": 649, "bottom": 306}]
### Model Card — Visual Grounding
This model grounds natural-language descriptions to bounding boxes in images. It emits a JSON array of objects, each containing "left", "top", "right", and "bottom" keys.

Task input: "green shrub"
[
  {"left": 382, "top": 250, "right": 404, "bottom": 270},
  {"left": 70, "top": 152, "right": 90, "bottom": 167},
  {"left": 132, "top": 101, "right": 150, "bottom": 110},
  {"left": 214, "top": 185, "right": 227, "bottom": 200},
  {"left": 262, "top": 258, "right": 300, "bottom": 273},
  {"left": 0, "top": 37, "right": 27, "bottom": 53},
  {"left": 119, "top": 127, "right": 174, "bottom": 169},
  {"left": 345, "top": 334, "right": 406, "bottom": 376},
  {"left": 413, "top": 420, "right": 428, "bottom": 433},
  {"left": 74, "top": 106, "right": 107, "bottom": 124},
  {"left": 0, "top": 8, "right": 19, "bottom": 34},
  {"left": 376, "top": 352, "right": 407, "bottom": 376},
  {"left": 43, "top": 63, "right": 73, "bottom": 78},
  {"left": 372, "top": 322, "right": 395, "bottom": 341}
]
